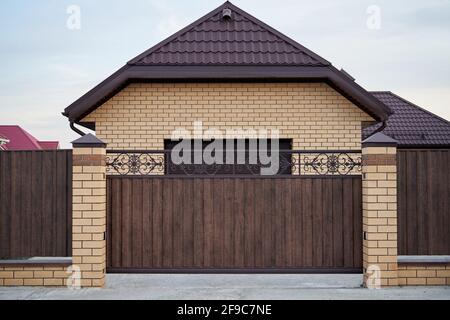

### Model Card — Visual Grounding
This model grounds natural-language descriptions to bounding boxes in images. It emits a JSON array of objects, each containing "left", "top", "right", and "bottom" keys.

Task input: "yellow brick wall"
[
  {"left": 362, "top": 146, "right": 398, "bottom": 287},
  {"left": 72, "top": 147, "right": 107, "bottom": 288},
  {"left": 83, "top": 83, "right": 373, "bottom": 150},
  {"left": 398, "top": 264, "right": 450, "bottom": 286},
  {"left": 0, "top": 266, "right": 69, "bottom": 287}
]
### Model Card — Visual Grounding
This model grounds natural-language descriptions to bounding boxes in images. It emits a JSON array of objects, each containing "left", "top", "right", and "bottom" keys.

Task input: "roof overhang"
[{"left": 63, "top": 65, "right": 392, "bottom": 124}]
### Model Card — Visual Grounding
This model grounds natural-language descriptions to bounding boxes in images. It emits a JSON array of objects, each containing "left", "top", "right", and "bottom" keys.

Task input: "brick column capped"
[
  {"left": 362, "top": 132, "right": 398, "bottom": 288},
  {"left": 71, "top": 134, "right": 107, "bottom": 288}
]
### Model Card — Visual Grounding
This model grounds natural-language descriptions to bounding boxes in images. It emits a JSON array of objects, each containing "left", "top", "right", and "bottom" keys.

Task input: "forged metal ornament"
[
  {"left": 302, "top": 153, "right": 362, "bottom": 175},
  {"left": 106, "top": 153, "right": 164, "bottom": 175},
  {"left": 278, "top": 154, "right": 300, "bottom": 174},
  {"left": 106, "top": 151, "right": 361, "bottom": 176}
]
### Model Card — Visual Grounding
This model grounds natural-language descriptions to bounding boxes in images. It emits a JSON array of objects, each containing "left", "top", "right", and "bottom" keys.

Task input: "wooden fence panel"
[
  {"left": 107, "top": 176, "right": 362, "bottom": 272},
  {"left": 0, "top": 150, "right": 72, "bottom": 258},
  {"left": 398, "top": 149, "right": 450, "bottom": 255}
]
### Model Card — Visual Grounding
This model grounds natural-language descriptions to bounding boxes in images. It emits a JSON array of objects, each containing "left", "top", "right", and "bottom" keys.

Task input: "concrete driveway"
[{"left": 1, "top": 274, "right": 449, "bottom": 300}]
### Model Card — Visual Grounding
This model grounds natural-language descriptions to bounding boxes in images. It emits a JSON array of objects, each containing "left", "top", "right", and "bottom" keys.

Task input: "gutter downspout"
[
  {"left": 367, "top": 120, "right": 387, "bottom": 138},
  {"left": 70, "top": 121, "right": 86, "bottom": 136}
]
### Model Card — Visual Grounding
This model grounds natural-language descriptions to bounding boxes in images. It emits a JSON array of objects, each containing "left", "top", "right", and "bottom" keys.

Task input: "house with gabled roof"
[
  {"left": 3, "top": 1, "right": 448, "bottom": 290},
  {"left": 60, "top": 1, "right": 450, "bottom": 288}
]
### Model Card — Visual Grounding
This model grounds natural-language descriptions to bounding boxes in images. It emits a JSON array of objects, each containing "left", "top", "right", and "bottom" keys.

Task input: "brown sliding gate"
[{"left": 106, "top": 176, "right": 362, "bottom": 273}]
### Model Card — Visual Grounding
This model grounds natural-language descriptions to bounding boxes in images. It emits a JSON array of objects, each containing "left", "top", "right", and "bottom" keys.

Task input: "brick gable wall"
[{"left": 83, "top": 83, "right": 373, "bottom": 150}]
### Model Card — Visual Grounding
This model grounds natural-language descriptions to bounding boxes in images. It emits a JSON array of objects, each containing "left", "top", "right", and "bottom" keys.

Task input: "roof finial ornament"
[{"left": 222, "top": 8, "right": 232, "bottom": 20}]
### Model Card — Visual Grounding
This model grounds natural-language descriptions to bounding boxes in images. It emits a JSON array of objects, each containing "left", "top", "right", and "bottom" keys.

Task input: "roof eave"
[{"left": 63, "top": 65, "right": 391, "bottom": 123}]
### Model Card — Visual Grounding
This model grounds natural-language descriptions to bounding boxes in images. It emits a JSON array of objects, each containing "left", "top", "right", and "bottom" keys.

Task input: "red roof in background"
[
  {"left": 0, "top": 125, "right": 59, "bottom": 151},
  {"left": 38, "top": 141, "right": 60, "bottom": 150},
  {"left": 0, "top": 133, "right": 8, "bottom": 151}
]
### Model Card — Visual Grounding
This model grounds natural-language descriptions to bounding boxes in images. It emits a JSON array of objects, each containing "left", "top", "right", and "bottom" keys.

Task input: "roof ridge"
[
  {"left": 370, "top": 90, "right": 393, "bottom": 94},
  {"left": 63, "top": 2, "right": 392, "bottom": 123},
  {"left": 224, "top": 2, "right": 330, "bottom": 66},
  {"left": 128, "top": 3, "right": 228, "bottom": 65},
  {"left": 18, "top": 126, "right": 43, "bottom": 149},
  {"left": 128, "top": 1, "right": 330, "bottom": 66}
]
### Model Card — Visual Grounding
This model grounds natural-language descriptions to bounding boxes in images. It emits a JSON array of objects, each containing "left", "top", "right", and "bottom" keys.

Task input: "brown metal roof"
[
  {"left": 365, "top": 92, "right": 450, "bottom": 147},
  {"left": 129, "top": 1, "right": 328, "bottom": 66},
  {"left": 63, "top": 1, "right": 392, "bottom": 124}
]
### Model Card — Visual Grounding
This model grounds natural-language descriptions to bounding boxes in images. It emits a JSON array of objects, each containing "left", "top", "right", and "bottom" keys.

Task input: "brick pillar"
[
  {"left": 71, "top": 134, "right": 107, "bottom": 288},
  {"left": 362, "top": 132, "right": 398, "bottom": 288}
]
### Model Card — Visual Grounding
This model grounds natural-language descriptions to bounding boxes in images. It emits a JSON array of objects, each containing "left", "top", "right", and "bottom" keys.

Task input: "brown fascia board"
[{"left": 63, "top": 65, "right": 392, "bottom": 124}]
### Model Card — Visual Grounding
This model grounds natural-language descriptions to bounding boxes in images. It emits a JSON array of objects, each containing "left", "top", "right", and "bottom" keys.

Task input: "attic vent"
[{"left": 222, "top": 8, "right": 232, "bottom": 20}]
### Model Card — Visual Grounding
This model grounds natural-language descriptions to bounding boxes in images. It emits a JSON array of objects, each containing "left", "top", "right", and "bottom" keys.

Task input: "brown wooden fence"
[
  {"left": 107, "top": 176, "right": 362, "bottom": 272},
  {"left": 0, "top": 150, "right": 72, "bottom": 259},
  {"left": 398, "top": 149, "right": 450, "bottom": 255}
]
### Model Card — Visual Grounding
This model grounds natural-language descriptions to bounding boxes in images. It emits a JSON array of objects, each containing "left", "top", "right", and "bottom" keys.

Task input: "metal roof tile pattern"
[
  {"left": 131, "top": 2, "right": 327, "bottom": 66},
  {"left": 364, "top": 92, "right": 450, "bottom": 146}
]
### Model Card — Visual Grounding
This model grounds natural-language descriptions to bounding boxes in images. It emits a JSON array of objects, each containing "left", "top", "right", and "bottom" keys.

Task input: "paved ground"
[{"left": 1, "top": 274, "right": 449, "bottom": 300}]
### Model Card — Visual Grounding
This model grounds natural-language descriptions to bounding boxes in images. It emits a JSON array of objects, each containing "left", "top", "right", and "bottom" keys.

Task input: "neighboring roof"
[
  {"left": 0, "top": 125, "right": 60, "bottom": 151},
  {"left": 38, "top": 141, "right": 60, "bottom": 150},
  {"left": 0, "top": 133, "right": 8, "bottom": 142},
  {"left": 63, "top": 1, "right": 392, "bottom": 124},
  {"left": 365, "top": 92, "right": 450, "bottom": 147},
  {"left": 0, "top": 134, "right": 8, "bottom": 151}
]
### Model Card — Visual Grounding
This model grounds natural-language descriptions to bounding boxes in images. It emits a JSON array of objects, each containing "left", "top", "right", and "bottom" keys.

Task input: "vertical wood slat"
[
  {"left": 223, "top": 179, "right": 233, "bottom": 267},
  {"left": 142, "top": 178, "right": 152, "bottom": 267},
  {"left": 181, "top": 179, "right": 193, "bottom": 267},
  {"left": 172, "top": 179, "right": 183, "bottom": 267},
  {"left": 312, "top": 179, "right": 323, "bottom": 266},
  {"left": 0, "top": 150, "right": 72, "bottom": 259},
  {"left": 121, "top": 178, "right": 131, "bottom": 267},
  {"left": 193, "top": 179, "right": 204, "bottom": 267},
  {"left": 131, "top": 179, "right": 142, "bottom": 267},
  {"left": 0, "top": 152, "right": 11, "bottom": 258},
  {"left": 302, "top": 178, "right": 313, "bottom": 267},
  {"left": 322, "top": 179, "right": 333, "bottom": 266},
  {"left": 152, "top": 179, "right": 163, "bottom": 267},
  {"left": 233, "top": 179, "right": 244, "bottom": 266},
  {"left": 107, "top": 176, "right": 363, "bottom": 271},
  {"left": 332, "top": 179, "right": 344, "bottom": 267},
  {"left": 203, "top": 179, "right": 213, "bottom": 267},
  {"left": 353, "top": 178, "right": 362, "bottom": 268},
  {"left": 398, "top": 149, "right": 450, "bottom": 255}
]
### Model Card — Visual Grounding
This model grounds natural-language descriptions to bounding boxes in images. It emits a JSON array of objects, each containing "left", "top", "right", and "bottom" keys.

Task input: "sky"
[{"left": 0, "top": 0, "right": 449, "bottom": 148}]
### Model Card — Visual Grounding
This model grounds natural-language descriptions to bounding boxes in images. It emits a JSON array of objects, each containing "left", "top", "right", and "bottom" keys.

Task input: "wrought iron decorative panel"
[
  {"left": 106, "top": 150, "right": 362, "bottom": 176},
  {"left": 106, "top": 152, "right": 165, "bottom": 175}
]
